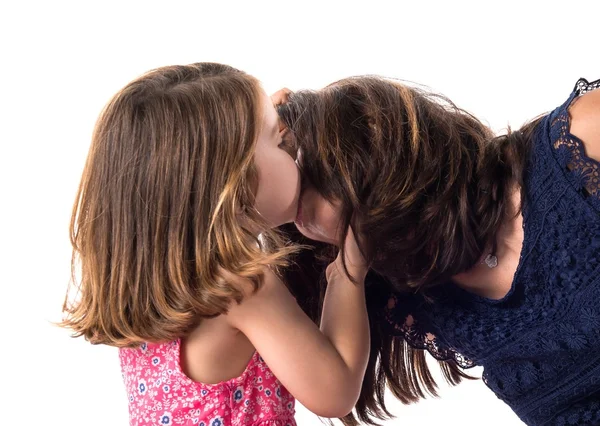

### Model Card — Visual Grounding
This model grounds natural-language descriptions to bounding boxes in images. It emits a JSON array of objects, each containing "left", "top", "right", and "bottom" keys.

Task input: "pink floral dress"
[{"left": 119, "top": 340, "right": 296, "bottom": 426}]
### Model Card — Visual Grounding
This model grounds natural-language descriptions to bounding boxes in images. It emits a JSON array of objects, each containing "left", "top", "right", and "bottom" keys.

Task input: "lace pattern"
[
  {"left": 574, "top": 77, "right": 600, "bottom": 95},
  {"left": 384, "top": 294, "right": 475, "bottom": 368},
  {"left": 551, "top": 78, "right": 600, "bottom": 206}
]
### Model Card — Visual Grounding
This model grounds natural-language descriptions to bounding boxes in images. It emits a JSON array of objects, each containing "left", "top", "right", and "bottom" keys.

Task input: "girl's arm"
[{"left": 226, "top": 229, "right": 369, "bottom": 418}]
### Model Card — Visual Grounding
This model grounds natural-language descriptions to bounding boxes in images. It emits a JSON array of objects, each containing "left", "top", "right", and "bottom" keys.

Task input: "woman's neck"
[{"left": 452, "top": 188, "right": 524, "bottom": 300}]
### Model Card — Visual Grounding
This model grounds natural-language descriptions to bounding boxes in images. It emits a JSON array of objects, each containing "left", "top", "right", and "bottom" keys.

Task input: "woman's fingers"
[{"left": 270, "top": 87, "right": 292, "bottom": 106}]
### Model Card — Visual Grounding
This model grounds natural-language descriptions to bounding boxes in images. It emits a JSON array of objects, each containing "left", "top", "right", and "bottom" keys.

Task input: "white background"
[{"left": 1, "top": 1, "right": 598, "bottom": 425}]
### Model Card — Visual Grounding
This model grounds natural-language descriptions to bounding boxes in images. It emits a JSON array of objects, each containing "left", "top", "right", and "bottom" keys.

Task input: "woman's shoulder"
[
  {"left": 568, "top": 85, "right": 600, "bottom": 163},
  {"left": 527, "top": 78, "right": 600, "bottom": 213}
]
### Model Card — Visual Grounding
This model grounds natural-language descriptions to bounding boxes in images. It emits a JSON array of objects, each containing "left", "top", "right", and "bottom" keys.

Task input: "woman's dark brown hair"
[
  {"left": 61, "top": 63, "right": 298, "bottom": 347},
  {"left": 278, "top": 76, "right": 544, "bottom": 425}
]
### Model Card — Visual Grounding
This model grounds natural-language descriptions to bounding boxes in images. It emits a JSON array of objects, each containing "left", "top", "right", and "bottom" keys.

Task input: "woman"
[{"left": 277, "top": 77, "right": 600, "bottom": 425}]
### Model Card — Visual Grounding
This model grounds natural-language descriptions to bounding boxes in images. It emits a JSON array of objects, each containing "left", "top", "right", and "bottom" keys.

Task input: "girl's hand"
[
  {"left": 226, "top": 229, "right": 369, "bottom": 418},
  {"left": 326, "top": 226, "right": 368, "bottom": 285}
]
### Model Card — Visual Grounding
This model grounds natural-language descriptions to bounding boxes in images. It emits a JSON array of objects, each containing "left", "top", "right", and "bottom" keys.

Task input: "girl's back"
[
  {"left": 181, "top": 313, "right": 255, "bottom": 385},
  {"left": 120, "top": 339, "right": 295, "bottom": 426}
]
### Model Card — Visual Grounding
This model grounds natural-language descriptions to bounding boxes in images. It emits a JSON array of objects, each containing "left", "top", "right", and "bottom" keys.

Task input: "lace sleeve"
[
  {"left": 383, "top": 292, "right": 475, "bottom": 368},
  {"left": 551, "top": 77, "right": 600, "bottom": 211}
]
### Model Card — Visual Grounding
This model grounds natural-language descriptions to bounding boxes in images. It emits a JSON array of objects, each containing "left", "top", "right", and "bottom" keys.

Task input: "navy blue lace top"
[{"left": 384, "top": 78, "right": 600, "bottom": 425}]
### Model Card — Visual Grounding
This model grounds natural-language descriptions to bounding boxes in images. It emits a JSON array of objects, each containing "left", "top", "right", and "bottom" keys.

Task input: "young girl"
[{"left": 60, "top": 62, "right": 369, "bottom": 426}]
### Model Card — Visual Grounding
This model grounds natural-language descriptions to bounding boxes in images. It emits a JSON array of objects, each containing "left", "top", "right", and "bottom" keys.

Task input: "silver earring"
[{"left": 483, "top": 254, "right": 498, "bottom": 268}]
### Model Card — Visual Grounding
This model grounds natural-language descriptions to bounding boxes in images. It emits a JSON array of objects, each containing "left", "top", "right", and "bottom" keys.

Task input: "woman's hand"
[
  {"left": 270, "top": 87, "right": 292, "bottom": 106},
  {"left": 271, "top": 88, "right": 292, "bottom": 134}
]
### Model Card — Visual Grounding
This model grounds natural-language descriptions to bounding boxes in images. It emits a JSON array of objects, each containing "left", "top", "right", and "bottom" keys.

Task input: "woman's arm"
[{"left": 226, "top": 229, "right": 369, "bottom": 418}]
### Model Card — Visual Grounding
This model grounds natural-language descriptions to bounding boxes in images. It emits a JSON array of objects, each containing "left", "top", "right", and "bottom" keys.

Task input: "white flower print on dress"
[{"left": 119, "top": 340, "right": 296, "bottom": 425}]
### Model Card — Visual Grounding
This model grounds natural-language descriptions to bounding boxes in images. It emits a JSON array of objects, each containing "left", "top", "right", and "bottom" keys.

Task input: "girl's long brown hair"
[
  {"left": 61, "top": 62, "right": 297, "bottom": 347},
  {"left": 278, "top": 76, "right": 544, "bottom": 425}
]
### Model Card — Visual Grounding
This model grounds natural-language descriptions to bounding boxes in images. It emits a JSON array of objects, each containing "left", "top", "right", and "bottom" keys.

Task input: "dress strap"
[{"left": 573, "top": 77, "right": 600, "bottom": 95}]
